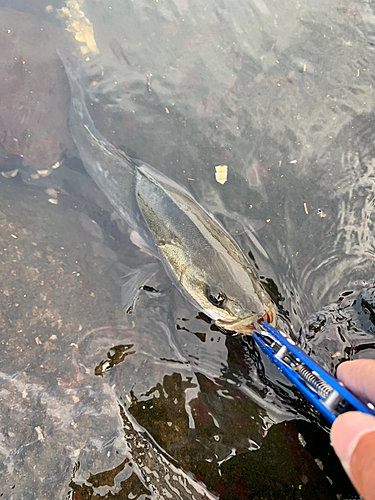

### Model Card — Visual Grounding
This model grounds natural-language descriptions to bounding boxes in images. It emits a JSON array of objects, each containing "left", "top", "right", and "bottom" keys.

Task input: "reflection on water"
[
  {"left": 0, "top": 178, "right": 342, "bottom": 499},
  {"left": 1, "top": 0, "right": 375, "bottom": 498}
]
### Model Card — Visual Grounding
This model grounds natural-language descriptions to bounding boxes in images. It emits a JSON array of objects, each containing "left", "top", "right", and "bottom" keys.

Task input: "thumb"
[{"left": 331, "top": 411, "right": 375, "bottom": 500}]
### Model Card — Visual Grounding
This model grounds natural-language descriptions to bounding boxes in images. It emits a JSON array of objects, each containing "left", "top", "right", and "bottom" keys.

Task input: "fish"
[{"left": 58, "top": 52, "right": 276, "bottom": 334}]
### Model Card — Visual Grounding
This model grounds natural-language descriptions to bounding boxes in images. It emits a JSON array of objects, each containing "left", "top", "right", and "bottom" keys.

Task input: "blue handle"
[
  {"left": 253, "top": 331, "right": 336, "bottom": 422},
  {"left": 253, "top": 322, "right": 375, "bottom": 422}
]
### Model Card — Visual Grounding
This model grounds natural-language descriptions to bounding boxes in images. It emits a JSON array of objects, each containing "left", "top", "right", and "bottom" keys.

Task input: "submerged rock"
[
  {"left": 0, "top": 7, "right": 75, "bottom": 174},
  {"left": 298, "top": 285, "right": 375, "bottom": 373}
]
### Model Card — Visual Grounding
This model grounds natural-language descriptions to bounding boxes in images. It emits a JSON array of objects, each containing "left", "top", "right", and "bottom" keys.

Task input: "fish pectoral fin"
[
  {"left": 220, "top": 214, "right": 267, "bottom": 236},
  {"left": 121, "top": 262, "right": 160, "bottom": 313},
  {"left": 130, "top": 230, "right": 158, "bottom": 257}
]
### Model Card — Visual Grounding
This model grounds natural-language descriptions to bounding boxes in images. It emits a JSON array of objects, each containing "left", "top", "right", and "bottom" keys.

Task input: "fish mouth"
[
  {"left": 236, "top": 308, "right": 276, "bottom": 334},
  {"left": 246, "top": 309, "right": 275, "bottom": 332},
  {"left": 216, "top": 307, "right": 276, "bottom": 335}
]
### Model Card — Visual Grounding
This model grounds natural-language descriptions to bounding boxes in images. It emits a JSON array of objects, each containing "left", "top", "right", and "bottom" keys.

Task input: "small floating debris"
[
  {"left": 146, "top": 72, "right": 152, "bottom": 92},
  {"left": 315, "top": 458, "right": 324, "bottom": 471},
  {"left": 298, "top": 433, "right": 307, "bottom": 447},
  {"left": 45, "top": 187, "right": 58, "bottom": 199},
  {"left": 48, "top": 198, "right": 58, "bottom": 205},
  {"left": 52, "top": 160, "right": 62, "bottom": 169},
  {"left": 215, "top": 165, "right": 228, "bottom": 184},
  {"left": 35, "top": 426, "right": 44, "bottom": 441},
  {"left": 37, "top": 169, "right": 52, "bottom": 177},
  {"left": 1, "top": 169, "right": 18, "bottom": 178},
  {"left": 303, "top": 202, "right": 308, "bottom": 215}
]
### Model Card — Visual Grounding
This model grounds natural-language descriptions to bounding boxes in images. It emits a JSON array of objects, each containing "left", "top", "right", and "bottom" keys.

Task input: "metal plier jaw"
[{"left": 253, "top": 321, "right": 375, "bottom": 424}]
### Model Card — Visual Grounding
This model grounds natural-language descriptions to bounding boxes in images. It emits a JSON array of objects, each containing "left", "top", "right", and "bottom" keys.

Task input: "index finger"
[{"left": 337, "top": 359, "right": 375, "bottom": 404}]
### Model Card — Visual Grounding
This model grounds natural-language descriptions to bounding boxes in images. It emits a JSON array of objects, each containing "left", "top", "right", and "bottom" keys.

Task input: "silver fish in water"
[{"left": 59, "top": 53, "right": 276, "bottom": 334}]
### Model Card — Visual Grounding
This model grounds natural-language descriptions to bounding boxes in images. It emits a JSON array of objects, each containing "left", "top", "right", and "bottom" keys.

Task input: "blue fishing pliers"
[{"left": 253, "top": 322, "right": 375, "bottom": 424}]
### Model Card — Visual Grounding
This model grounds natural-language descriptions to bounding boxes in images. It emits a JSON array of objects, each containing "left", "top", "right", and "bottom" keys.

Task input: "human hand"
[{"left": 330, "top": 359, "right": 375, "bottom": 500}]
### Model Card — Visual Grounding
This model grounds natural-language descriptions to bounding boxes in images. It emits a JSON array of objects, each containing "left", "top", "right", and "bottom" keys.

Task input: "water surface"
[{"left": 1, "top": 0, "right": 375, "bottom": 498}]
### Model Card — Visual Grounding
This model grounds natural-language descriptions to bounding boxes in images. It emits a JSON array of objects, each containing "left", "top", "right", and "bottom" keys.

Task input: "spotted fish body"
[{"left": 60, "top": 53, "right": 276, "bottom": 334}]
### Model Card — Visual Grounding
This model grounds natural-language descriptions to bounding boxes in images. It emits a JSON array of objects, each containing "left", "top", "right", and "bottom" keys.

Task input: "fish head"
[{"left": 180, "top": 263, "right": 277, "bottom": 335}]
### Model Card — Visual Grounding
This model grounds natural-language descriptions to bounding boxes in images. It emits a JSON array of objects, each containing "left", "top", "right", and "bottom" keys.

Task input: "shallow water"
[{"left": 0, "top": 0, "right": 375, "bottom": 498}]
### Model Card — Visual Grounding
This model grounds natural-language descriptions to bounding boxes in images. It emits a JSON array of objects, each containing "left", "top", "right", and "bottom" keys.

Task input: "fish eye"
[{"left": 207, "top": 287, "right": 226, "bottom": 307}]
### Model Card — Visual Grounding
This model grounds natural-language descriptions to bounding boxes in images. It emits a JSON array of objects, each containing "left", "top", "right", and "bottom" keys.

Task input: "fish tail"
[
  {"left": 57, "top": 50, "right": 97, "bottom": 130},
  {"left": 57, "top": 50, "right": 85, "bottom": 98}
]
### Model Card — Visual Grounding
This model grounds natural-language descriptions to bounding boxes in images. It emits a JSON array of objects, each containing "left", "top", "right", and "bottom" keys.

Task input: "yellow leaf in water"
[{"left": 215, "top": 165, "right": 228, "bottom": 185}]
